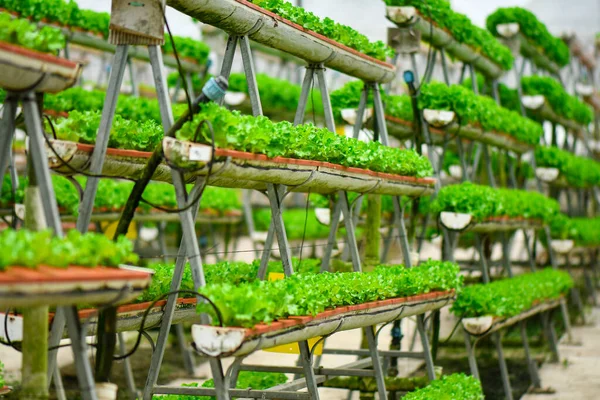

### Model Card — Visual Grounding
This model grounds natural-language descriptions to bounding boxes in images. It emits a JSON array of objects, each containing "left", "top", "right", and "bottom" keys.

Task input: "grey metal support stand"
[
  {"left": 493, "top": 331, "right": 514, "bottom": 400},
  {"left": 64, "top": 306, "right": 97, "bottom": 400},
  {"left": 76, "top": 45, "right": 129, "bottom": 233},
  {"left": 142, "top": 45, "right": 229, "bottom": 400}
]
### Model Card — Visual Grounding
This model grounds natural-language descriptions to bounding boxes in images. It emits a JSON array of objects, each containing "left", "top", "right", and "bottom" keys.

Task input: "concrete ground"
[{"left": 521, "top": 307, "right": 600, "bottom": 400}]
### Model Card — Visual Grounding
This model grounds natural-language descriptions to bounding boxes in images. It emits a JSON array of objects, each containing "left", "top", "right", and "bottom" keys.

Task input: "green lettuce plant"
[
  {"left": 430, "top": 182, "right": 561, "bottom": 223},
  {"left": 451, "top": 268, "right": 573, "bottom": 318},
  {"left": 383, "top": 0, "right": 514, "bottom": 70},
  {"left": 0, "top": 11, "right": 65, "bottom": 53},
  {"left": 487, "top": 7, "right": 570, "bottom": 68},
  {"left": 404, "top": 373, "right": 483, "bottom": 400},
  {"left": 250, "top": 0, "right": 394, "bottom": 61},
  {"left": 535, "top": 146, "right": 600, "bottom": 187},
  {"left": 196, "top": 260, "right": 461, "bottom": 327},
  {"left": 178, "top": 102, "right": 434, "bottom": 178},
  {"left": 0, "top": 229, "right": 138, "bottom": 269}
]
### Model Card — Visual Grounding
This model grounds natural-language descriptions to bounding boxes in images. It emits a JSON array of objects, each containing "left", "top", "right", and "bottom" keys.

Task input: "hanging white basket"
[
  {"left": 341, "top": 107, "right": 373, "bottom": 125},
  {"left": 551, "top": 239, "right": 574, "bottom": 255},
  {"left": 462, "top": 316, "right": 494, "bottom": 335},
  {"left": 448, "top": 165, "right": 463, "bottom": 180},
  {"left": 224, "top": 91, "right": 247, "bottom": 106},
  {"left": 440, "top": 211, "right": 472, "bottom": 231},
  {"left": 496, "top": 23, "right": 520, "bottom": 38},
  {"left": 522, "top": 95, "right": 545, "bottom": 110},
  {"left": 314, "top": 207, "right": 344, "bottom": 226},
  {"left": 535, "top": 167, "right": 560, "bottom": 183},
  {"left": 385, "top": 6, "right": 418, "bottom": 24},
  {"left": 0, "top": 41, "right": 82, "bottom": 93},
  {"left": 423, "top": 109, "right": 455, "bottom": 128},
  {"left": 575, "top": 83, "right": 594, "bottom": 97}
]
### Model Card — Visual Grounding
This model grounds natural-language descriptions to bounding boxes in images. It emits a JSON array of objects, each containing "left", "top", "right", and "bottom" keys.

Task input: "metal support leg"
[
  {"left": 371, "top": 83, "right": 390, "bottom": 146},
  {"left": 239, "top": 36, "right": 263, "bottom": 117},
  {"left": 417, "top": 315, "right": 436, "bottom": 380},
  {"left": 266, "top": 184, "right": 294, "bottom": 276},
  {"left": 128, "top": 57, "right": 139, "bottom": 97},
  {"left": 584, "top": 269, "right": 598, "bottom": 306},
  {"left": 314, "top": 65, "right": 336, "bottom": 133},
  {"left": 64, "top": 306, "right": 98, "bottom": 400},
  {"left": 475, "top": 235, "right": 491, "bottom": 283},
  {"left": 0, "top": 98, "right": 18, "bottom": 198},
  {"left": 118, "top": 332, "right": 139, "bottom": 400},
  {"left": 321, "top": 198, "right": 343, "bottom": 272},
  {"left": 53, "top": 367, "right": 67, "bottom": 400},
  {"left": 339, "top": 191, "right": 362, "bottom": 272},
  {"left": 493, "top": 332, "right": 513, "bottom": 400},
  {"left": 143, "top": 45, "right": 230, "bottom": 399},
  {"left": 294, "top": 67, "right": 315, "bottom": 125},
  {"left": 541, "top": 311, "right": 560, "bottom": 362},
  {"left": 258, "top": 221, "right": 276, "bottom": 279},
  {"left": 365, "top": 327, "right": 388, "bottom": 400},
  {"left": 298, "top": 341, "right": 321, "bottom": 400},
  {"left": 77, "top": 45, "right": 129, "bottom": 233},
  {"left": 501, "top": 233, "right": 514, "bottom": 278},
  {"left": 393, "top": 197, "right": 412, "bottom": 268},
  {"left": 22, "top": 94, "right": 64, "bottom": 235},
  {"left": 352, "top": 85, "right": 369, "bottom": 139},
  {"left": 519, "top": 321, "right": 541, "bottom": 389},
  {"left": 175, "top": 324, "right": 196, "bottom": 375},
  {"left": 463, "top": 330, "right": 480, "bottom": 380}
]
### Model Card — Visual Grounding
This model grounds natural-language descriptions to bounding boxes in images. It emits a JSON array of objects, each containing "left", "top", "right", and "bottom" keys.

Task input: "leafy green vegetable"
[
  {"left": 487, "top": 7, "right": 570, "bottom": 68},
  {"left": 51, "top": 110, "right": 164, "bottom": 152},
  {"left": 0, "top": 1, "right": 210, "bottom": 63},
  {"left": 451, "top": 268, "right": 573, "bottom": 318},
  {"left": 250, "top": 0, "right": 394, "bottom": 61},
  {"left": 383, "top": 0, "right": 514, "bottom": 70},
  {"left": 550, "top": 217, "right": 600, "bottom": 247},
  {"left": 0, "top": 229, "right": 138, "bottom": 269},
  {"left": 155, "top": 372, "right": 287, "bottom": 400},
  {"left": 403, "top": 373, "right": 483, "bottom": 400},
  {"left": 0, "top": 11, "right": 65, "bottom": 53},
  {"left": 419, "top": 82, "right": 543, "bottom": 145},
  {"left": 431, "top": 182, "right": 561, "bottom": 223},
  {"left": 139, "top": 258, "right": 337, "bottom": 303},
  {"left": 535, "top": 146, "right": 600, "bottom": 188},
  {"left": 522, "top": 76, "right": 593, "bottom": 126},
  {"left": 178, "top": 102, "right": 433, "bottom": 178},
  {"left": 197, "top": 259, "right": 461, "bottom": 327}
]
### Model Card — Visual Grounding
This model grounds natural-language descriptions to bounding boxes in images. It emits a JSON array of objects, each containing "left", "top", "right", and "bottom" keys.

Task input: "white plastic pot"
[
  {"left": 535, "top": 167, "right": 560, "bottom": 183},
  {"left": 462, "top": 316, "right": 494, "bottom": 335},
  {"left": 385, "top": 6, "right": 418, "bottom": 24},
  {"left": 440, "top": 212, "right": 472, "bottom": 231},
  {"left": 522, "top": 95, "right": 545, "bottom": 110},
  {"left": 224, "top": 91, "right": 247, "bottom": 106},
  {"left": 551, "top": 239, "right": 574, "bottom": 255},
  {"left": 423, "top": 109, "right": 455, "bottom": 128},
  {"left": 341, "top": 107, "right": 373, "bottom": 125},
  {"left": 95, "top": 382, "right": 118, "bottom": 400},
  {"left": 314, "top": 207, "right": 344, "bottom": 226},
  {"left": 496, "top": 23, "right": 520, "bottom": 38}
]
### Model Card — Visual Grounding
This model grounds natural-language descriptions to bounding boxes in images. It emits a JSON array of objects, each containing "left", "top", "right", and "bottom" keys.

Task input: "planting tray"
[
  {"left": 523, "top": 96, "right": 582, "bottom": 133},
  {"left": 516, "top": 33, "right": 561, "bottom": 75},
  {"left": 386, "top": 115, "right": 534, "bottom": 154},
  {"left": 0, "top": 265, "right": 152, "bottom": 308},
  {"left": 166, "top": 0, "right": 396, "bottom": 83},
  {"left": 190, "top": 290, "right": 454, "bottom": 358},
  {"left": 440, "top": 212, "right": 543, "bottom": 234},
  {"left": 385, "top": 7, "right": 504, "bottom": 79},
  {"left": 462, "top": 297, "right": 563, "bottom": 338},
  {"left": 0, "top": 41, "right": 82, "bottom": 93},
  {"left": 48, "top": 140, "right": 436, "bottom": 197}
]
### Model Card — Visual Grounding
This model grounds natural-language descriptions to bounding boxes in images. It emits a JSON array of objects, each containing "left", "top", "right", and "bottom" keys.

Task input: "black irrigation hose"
[{"left": 114, "top": 289, "right": 223, "bottom": 361}]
